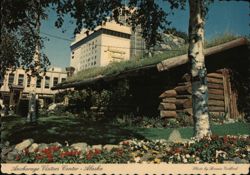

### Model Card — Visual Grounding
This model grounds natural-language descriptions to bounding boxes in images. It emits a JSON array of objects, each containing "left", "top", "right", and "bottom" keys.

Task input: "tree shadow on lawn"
[{"left": 3, "top": 116, "right": 146, "bottom": 145}]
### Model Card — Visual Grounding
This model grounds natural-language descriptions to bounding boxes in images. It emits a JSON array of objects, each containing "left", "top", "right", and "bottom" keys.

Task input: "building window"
[
  {"left": 8, "top": 73, "right": 15, "bottom": 86},
  {"left": 18, "top": 74, "right": 24, "bottom": 86},
  {"left": 61, "top": 78, "right": 66, "bottom": 83},
  {"left": 27, "top": 76, "right": 31, "bottom": 87},
  {"left": 45, "top": 76, "right": 50, "bottom": 89},
  {"left": 53, "top": 77, "right": 58, "bottom": 86},
  {"left": 36, "top": 77, "right": 42, "bottom": 88}
]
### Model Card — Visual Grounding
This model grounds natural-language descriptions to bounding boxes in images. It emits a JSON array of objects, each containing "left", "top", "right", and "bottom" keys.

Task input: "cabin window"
[{"left": 18, "top": 74, "right": 24, "bottom": 86}]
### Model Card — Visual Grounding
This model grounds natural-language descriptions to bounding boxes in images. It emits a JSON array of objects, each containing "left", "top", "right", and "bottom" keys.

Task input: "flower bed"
[{"left": 4, "top": 135, "right": 250, "bottom": 164}]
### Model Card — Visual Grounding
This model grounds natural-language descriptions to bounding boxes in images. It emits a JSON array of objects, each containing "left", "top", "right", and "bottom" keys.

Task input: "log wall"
[{"left": 159, "top": 69, "right": 238, "bottom": 119}]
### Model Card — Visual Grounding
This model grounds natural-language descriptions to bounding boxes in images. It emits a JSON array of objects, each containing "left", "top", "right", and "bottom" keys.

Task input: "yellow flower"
[
  {"left": 143, "top": 145, "right": 149, "bottom": 151},
  {"left": 152, "top": 150, "right": 160, "bottom": 154},
  {"left": 131, "top": 152, "right": 136, "bottom": 157},
  {"left": 154, "top": 158, "right": 161, "bottom": 164}
]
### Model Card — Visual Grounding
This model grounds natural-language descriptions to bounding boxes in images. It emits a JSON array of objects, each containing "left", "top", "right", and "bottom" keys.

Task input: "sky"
[{"left": 40, "top": 1, "right": 250, "bottom": 69}]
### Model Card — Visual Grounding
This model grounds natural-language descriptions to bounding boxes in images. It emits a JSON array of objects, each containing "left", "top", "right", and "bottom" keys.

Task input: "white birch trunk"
[{"left": 188, "top": 0, "right": 211, "bottom": 139}]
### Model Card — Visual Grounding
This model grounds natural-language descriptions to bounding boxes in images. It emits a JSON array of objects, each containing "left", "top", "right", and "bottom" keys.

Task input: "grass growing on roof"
[{"left": 67, "top": 34, "right": 240, "bottom": 83}]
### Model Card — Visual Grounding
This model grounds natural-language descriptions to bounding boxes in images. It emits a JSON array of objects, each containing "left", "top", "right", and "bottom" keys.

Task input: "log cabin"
[{"left": 52, "top": 38, "right": 250, "bottom": 121}]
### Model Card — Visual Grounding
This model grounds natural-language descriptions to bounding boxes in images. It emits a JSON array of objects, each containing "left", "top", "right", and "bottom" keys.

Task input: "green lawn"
[
  {"left": 1, "top": 115, "right": 249, "bottom": 146},
  {"left": 133, "top": 122, "right": 250, "bottom": 140}
]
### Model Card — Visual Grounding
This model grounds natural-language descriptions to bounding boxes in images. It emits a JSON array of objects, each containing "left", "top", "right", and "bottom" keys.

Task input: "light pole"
[{"left": 27, "top": 4, "right": 41, "bottom": 123}]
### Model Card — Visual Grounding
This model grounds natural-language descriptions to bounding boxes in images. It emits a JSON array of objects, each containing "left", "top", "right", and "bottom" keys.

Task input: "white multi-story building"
[
  {"left": 70, "top": 21, "right": 132, "bottom": 73},
  {"left": 0, "top": 67, "right": 67, "bottom": 107}
]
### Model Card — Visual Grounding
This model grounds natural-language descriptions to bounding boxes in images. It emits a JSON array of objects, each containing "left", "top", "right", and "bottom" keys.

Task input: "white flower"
[
  {"left": 183, "top": 158, "right": 188, "bottom": 163},
  {"left": 177, "top": 155, "right": 181, "bottom": 161},
  {"left": 134, "top": 157, "right": 141, "bottom": 163},
  {"left": 186, "top": 154, "right": 190, "bottom": 158}
]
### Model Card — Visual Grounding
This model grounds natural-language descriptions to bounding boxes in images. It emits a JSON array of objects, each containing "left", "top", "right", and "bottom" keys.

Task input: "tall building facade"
[
  {"left": 130, "top": 29, "right": 146, "bottom": 60},
  {"left": 118, "top": 9, "right": 146, "bottom": 60},
  {"left": 70, "top": 22, "right": 131, "bottom": 73}
]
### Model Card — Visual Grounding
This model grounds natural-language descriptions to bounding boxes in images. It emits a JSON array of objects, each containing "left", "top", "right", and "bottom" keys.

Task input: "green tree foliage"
[{"left": 0, "top": 0, "right": 51, "bottom": 81}]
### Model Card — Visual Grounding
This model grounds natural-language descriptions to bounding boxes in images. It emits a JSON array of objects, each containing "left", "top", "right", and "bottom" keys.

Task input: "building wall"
[
  {"left": 70, "top": 21, "right": 131, "bottom": 73},
  {"left": 100, "top": 34, "right": 130, "bottom": 66},
  {"left": 130, "top": 29, "right": 146, "bottom": 60},
  {"left": 70, "top": 35, "right": 102, "bottom": 72},
  {"left": 0, "top": 67, "right": 67, "bottom": 96}
]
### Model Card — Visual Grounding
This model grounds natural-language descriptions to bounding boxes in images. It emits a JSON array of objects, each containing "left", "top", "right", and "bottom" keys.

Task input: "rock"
[
  {"left": 7, "top": 149, "right": 19, "bottom": 161},
  {"left": 1, "top": 147, "right": 13, "bottom": 156},
  {"left": 4, "top": 141, "right": 10, "bottom": 147},
  {"left": 224, "top": 118, "right": 236, "bottom": 124},
  {"left": 223, "top": 160, "right": 235, "bottom": 164},
  {"left": 168, "top": 129, "right": 182, "bottom": 143},
  {"left": 119, "top": 140, "right": 133, "bottom": 145},
  {"left": 38, "top": 143, "right": 49, "bottom": 151},
  {"left": 233, "top": 157, "right": 249, "bottom": 164},
  {"left": 48, "top": 103, "right": 64, "bottom": 111},
  {"left": 28, "top": 143, "right": 39, "bottom": 153},
  {"left": 48, "top": 103, "right": 57, "bottom": 111},
  {"left": 49, "top": 142, "right": 62, "bottom": 148},
  {"left": 103, "top": 144, "right": 121, "bottom": 151},
  {"left": 70, "top": 143, "right": 88, "bottom": 153},
  {"left": 247, "top": 145, "right": 250, "bottom": 152},
  {"left": 15, "top": 139, "right": 34, "bottom": 152},
  {"left": 92, "top": 145, "right": 102, "bottom": 150}
]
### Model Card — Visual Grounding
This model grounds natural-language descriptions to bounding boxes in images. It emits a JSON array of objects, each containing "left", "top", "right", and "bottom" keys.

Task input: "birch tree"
[{"left": 188, "top": 0, "right": 211, "bottom": 139}]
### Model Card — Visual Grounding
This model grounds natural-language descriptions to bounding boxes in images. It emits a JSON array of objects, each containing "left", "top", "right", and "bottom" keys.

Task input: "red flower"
[
  {"left": 60, "top": 152, "right": 65, "bottom": 158},
  {"left": 36, "top": 155, "right": 44, "bottom": 160},
  {"left": 175, "top": 148, "right": 181, "bottom": 154},
  {"left": 77, "top": 151, "right": 81, "bottom": 156},
  {"left": 50, "top": 146, "right": 60, "bottom": 152},
  {"left": 223, "top": 136, "right": 228, "bottom": 143},
  {"left": 15, "top": 155, "right": 20, "bottom": 161},
  {"left": 122, "top": 141, "right": 129, "bottom": 145},
  {"left": 116, "top": 149, "right": 123, "bottom": 156},
  {"left": 86, "top": 151, "right": 93, "bottom": 160},
  {"left": 24, "top": 148, "right": 29, "bottom": 155},
  {"left": 94, "top": 149, "right": 101, "bottom": 155},
  {"left": 42, "top": 148, "right": 50, "bottom": 154},
  {"left": 47, "top": 153, "right": 53, "bottom": 162}
]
